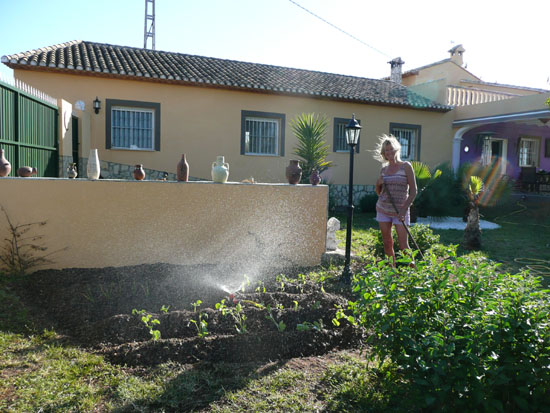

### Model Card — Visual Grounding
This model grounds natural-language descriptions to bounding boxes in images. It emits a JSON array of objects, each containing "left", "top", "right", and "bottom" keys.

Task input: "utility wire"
[{"left": 287, "top": 0, "right": 392, "bottom": 59}]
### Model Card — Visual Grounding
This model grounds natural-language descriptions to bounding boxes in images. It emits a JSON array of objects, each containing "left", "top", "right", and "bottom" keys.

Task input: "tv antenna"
[{"left": 144, "top": 0, "right": 155, "bottom": 49}]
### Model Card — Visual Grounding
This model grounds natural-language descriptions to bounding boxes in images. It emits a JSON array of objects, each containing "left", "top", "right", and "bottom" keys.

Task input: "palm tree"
[
  {"left": 291, "top": 113, "right": 332, "bottom": 183},
  {"left": 463, "top": 175, "right": 483, "bottom": 250},
  {"left": 410, "top": 161, "right": 442, "bottom": 221}
]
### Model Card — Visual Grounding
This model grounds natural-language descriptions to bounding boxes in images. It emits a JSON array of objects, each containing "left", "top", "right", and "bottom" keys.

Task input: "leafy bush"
[
  {"left": 373, "top": 223, "right": 440, "bottom": 258},
  {"left": 358, "top": 193, "right": 378, "bottom": 213},
  {"left": 345, "top": 253, "right": 550, "bottom": 410}
]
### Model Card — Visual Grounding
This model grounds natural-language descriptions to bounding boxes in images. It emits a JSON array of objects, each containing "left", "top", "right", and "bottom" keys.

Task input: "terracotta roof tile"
[{"left": 2, "top": 40, "right": 451, "bottom": 111}]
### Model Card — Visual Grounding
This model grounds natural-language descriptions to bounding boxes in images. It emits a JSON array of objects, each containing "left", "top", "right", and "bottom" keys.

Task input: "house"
[
  {"left": 1, "top": 40, "right": 453, "bottom": 205},
  {"left": 2, "top": 41, "right": 549, "bottom": 204},
  {"left": 395, "top": 45, "right": 550, "bottom": 184}
]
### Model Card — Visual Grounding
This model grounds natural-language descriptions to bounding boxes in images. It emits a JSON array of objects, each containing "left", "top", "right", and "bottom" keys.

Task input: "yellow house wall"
[
  {"left": 458, "top": 80, "right": 542, "bottom": 96},
  {"left": 15, "top": 69, "right": 453, "bottom": 184},
  {"left": 0, "top": 178, "right": 328, "bottom": 271},
  {"left": 453, "top": 92, "right": 550, "bottom": 122},
  {"left": 401, "top": 61, "right": 479, "bottom": 88}
]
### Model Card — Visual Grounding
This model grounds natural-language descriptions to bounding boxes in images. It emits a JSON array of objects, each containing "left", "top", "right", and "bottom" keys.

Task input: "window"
[
  {"left": 518, "top": 137, "right": 540, "bottom": 167},
  {"left": 333, "top": 117, "right": 360, "bottom": 153},
  {"left": 106, "top": 99, "right": 161, "bottom": 151},
  {"left": 389, "top": 123, "right": 421, "bottom": 160},
  {"left": 241, "top": 111, "right": 285, "bottom": 156}
]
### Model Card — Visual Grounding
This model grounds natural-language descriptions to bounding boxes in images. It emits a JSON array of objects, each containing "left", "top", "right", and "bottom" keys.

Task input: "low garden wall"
[{"left": 0, "top": 178, "right": 328, "bottom": 271}]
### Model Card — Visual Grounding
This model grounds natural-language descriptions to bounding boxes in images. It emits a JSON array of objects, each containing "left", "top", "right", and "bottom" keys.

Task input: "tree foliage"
[{"left": 291, "top": 113, "right": 332, "bottom": 183}]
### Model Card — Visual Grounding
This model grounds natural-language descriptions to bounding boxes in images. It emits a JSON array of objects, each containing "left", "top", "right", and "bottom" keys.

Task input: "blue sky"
[{"left": 1, "top": 0, "right": 549, "bottom": 90}]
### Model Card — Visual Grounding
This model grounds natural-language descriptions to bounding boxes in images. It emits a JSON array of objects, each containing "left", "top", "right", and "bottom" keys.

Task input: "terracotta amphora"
[
  {"left": 176, "top": 153, "right": 189, "bottom": 182},
  {"left": 309, "top": 169, "right": 321, "bottom": 185},
  {"left": 17, "top": 166, "right": 37, "bottom": 177},
  {"left": 286, "top": 160, "right": 302, "bottom": 184},
  {"left": 133, "top": 164, "right": 146, "bottom": 180},
  {"left": 0, "top": 149, "right": 11, "bottom": 177}
]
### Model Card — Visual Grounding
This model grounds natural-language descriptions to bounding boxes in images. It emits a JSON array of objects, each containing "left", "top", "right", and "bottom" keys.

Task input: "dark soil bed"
[{"left": 15, "top": 263, "right": 364, "bottom": 367}]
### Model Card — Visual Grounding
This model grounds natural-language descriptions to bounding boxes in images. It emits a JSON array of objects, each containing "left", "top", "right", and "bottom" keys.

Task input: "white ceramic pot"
[
  {"left": 211, "top": 155, "right": 229, "bottom": 183},
  {"left": 87, "top": 149, "right": 100, "bottom": 180}
]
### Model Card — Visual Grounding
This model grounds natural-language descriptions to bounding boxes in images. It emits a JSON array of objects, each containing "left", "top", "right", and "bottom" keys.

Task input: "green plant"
[
  {"left": 296, "top": 319, "right": 324, "bottom": 331},
  {"left": 343, "top": 252, "right": 550, "bottom": 410},
  {"left": 373, "top": 223, "right": 440, "bottom": 258},
  {"left": 132, "top": 309, "right": 161, "bottom": 341},
  {"left": 266, "top": 304, "right": 286, "bottom": 332},
  {"left": 160, "top": 305, "right": 170, "bottom": 314},
  {"left": 545, "top": 97, "right": 550, "bottom": 108},
  {"left": 463, "top": 175, "right": 483, "bottom": 250},
  {"left": 0, "top": 206, "right": 55, "bottom": 276},
  {"left": 290, "top": 113, "right": 332, "bottom": 183},
  {"left": 189, "top": 300, "right": 209, "bottom": 338},
  {"left": 413, "top": 162, "right": 462, "bottom": 218},
  {"left": 216, "top": 299, "right": 248, "bottom": 334},
  {"left": 358, "top": 192, "right": 378, "bottom": 213}
]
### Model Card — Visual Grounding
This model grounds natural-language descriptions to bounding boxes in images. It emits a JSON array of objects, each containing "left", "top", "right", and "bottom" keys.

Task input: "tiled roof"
[{"left": 2, "top": 40, "right": 451, "bottom": 111}]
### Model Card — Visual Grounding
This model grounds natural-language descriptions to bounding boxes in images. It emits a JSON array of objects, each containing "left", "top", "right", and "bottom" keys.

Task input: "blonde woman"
[{"left": 374, "top": 135, "right": 417, "bottom": 265}]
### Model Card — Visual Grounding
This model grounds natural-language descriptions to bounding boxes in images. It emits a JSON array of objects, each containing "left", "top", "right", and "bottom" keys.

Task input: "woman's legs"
[{"left": 379, "top": 221, "right": 395, "bottom": 265}]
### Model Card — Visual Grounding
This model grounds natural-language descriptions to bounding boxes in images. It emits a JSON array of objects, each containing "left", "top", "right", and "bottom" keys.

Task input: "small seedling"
[
  {"left": 160, "top": 305, "right": 170, "bottom": 314},
  {"left": 132, "top": 309, "right": 161, "bottom": 341},
  {"left": 266, "top": 304, "right": 286, "bottom": 332},
  {"left": 255, "top": 280, "right": 266, "bottom": 293},
  {"left": 216, "top": 299, "right": 248, "bottom": 334},
  {"left": 189, "top": 300, "right": 208, "bottom": 338},
  {"left": 296, "top": 319, "right": 324, "bottom": 331}
]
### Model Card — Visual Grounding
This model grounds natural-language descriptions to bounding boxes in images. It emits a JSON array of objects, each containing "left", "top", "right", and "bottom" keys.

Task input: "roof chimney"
[
  {"left": 448, "top": 44, "right": 465, "bottom": 66},
  {"left": 388, "top": 57, "right": 405, "bottom": 84}
]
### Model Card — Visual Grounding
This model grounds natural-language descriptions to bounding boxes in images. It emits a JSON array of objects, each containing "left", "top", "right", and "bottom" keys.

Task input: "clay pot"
[
  {"left": 87, "top": 149, "right": 100, "bottom": 180},
  {"left": 211, "top": 155, "right": 229, "bottom": 183},
  {"left": 17, "top": 166, "right": 37, "bottom": 177},
  {"left": 67, "top": 163, "right": 78, "bottom": 179},
  {"left": 0, "top": 149, "right": 11, "bottom": 177},
  {"left": 286, "top": 160, "right": 302, "bottom": 184},
  {"left": 176, "top": 153, "right": 189, "bottom": 182},
  {"left": 133, "top": 164, "right": 146, "bottom": 180},
  {"left": 309, "top": 169, "right": 321, "bottom": 185}
]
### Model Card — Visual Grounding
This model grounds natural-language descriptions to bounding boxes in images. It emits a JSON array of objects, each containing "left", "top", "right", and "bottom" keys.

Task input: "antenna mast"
[{"left": 144, "top": 0, "right": 155, "bottom": 50}]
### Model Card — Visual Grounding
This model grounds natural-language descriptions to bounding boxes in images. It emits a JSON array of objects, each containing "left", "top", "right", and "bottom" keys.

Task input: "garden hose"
[
  {"left": 494, "top": 201, "right": 550, "bottom": 228},
  {"left": 513, "top": 258, "right": 550, "bottom": 278}
]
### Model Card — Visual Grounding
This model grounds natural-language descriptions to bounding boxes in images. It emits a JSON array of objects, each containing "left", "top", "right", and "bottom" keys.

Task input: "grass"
[{"left": 1, "top": 196, "right": 548, "bottom": 411}]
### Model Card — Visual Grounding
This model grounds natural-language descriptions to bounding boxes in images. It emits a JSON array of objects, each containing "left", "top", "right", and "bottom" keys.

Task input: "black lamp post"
[{"left": 342, "top": 114, "right": 361, "bottom": 284}]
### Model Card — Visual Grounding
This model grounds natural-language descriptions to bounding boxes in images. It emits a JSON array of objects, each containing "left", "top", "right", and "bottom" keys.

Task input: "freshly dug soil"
[{"left": 15, "top": 263, "right": 364, "bottom": 366}]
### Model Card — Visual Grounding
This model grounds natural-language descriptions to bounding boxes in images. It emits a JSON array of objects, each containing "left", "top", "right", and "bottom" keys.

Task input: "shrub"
[
  {"left": 358, "top": 193, "right": 378, "bottom": 213},
  {"left": 345, "top": 253, "right": 550, "bottom": 410},
  {"left": 373, "top": 223, "right": 440, "bottom": 258}
]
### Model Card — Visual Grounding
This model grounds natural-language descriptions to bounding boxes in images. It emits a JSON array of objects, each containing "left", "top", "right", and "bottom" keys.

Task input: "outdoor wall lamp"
[
  {"left": 342, "top": 114, "right": 362, "bottom": 284},
  {"left": 93, "top": 97, "right": 101, "bottom": 114}
]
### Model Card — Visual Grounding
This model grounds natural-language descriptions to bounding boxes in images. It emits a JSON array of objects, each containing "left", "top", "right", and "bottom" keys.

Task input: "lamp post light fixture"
[
  {"left": 342, "top": 114, "right": 361, "bottom": 284},
  {"left": 93, "top": 97, "right": 101, "bottom": 114}
]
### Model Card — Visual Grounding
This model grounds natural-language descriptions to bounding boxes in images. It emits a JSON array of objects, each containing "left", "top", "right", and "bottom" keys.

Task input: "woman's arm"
[
  {"left": 375, "top": 167, "right": 385, "bottom": 195},
  {"left": 399, "top": 162, "right": 417, "bottom": 216}
]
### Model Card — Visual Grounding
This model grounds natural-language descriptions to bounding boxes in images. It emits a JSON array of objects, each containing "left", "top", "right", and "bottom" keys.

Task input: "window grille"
[
  {"left": 519, "top": 138, "right": 539, "bottom": 167},
  {"left": 245, "top": 117, "right": 279, "bottom": 155},
  {"left": 392, "top": 127, "right": 416, "bottom": 160},
  {"left": 111, "top": 107, "right": 154, "bottom": 150},
  {"left": 335, "top": 121, "right": 348, "bottom": 152}
]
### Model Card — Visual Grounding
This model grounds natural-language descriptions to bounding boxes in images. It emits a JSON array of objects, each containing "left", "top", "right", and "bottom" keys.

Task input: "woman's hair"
[{"left": 373, "top": 134, "right": 402, "bottom": 164}]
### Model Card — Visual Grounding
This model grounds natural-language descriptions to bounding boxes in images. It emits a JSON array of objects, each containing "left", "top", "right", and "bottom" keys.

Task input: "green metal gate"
[{"left": 0, "top": 79, "right": 59, "bottom": 177}]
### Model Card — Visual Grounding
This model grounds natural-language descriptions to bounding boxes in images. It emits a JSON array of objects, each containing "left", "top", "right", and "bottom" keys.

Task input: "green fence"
[{"left": 0, "top": 79, "right": 59, "bottom": 177}]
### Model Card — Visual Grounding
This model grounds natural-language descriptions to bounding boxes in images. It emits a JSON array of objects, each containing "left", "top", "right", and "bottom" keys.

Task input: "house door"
[{"left": 490, "top": 138, "right": 507, "bottom": 175}]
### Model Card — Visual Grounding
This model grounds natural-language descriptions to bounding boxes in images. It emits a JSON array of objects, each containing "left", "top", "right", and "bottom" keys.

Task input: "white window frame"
[
  {"left": 518, "top": 137, "right": 540, "bottom": 167},
  {"left": 334, "top": 120, "right": 348, "bottom": 152},
  {"left": 392, "top": 127, "right": 417, "bottom": 161},
  {"left": 111, "top": 106, "right": 155, "bottom": 151}
]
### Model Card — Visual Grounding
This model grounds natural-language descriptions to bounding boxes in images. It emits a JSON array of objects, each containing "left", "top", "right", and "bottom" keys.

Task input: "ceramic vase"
[
  {"left": 211, "top": 155, "right": 229, "bottom": 183},
  {"left": 67, "top": 163, "right": 78, "bottom": 179},
  {"left": 17, "top": 166, "right": 37, "bottom": 177},
  {"left": 87, "top": 149, "right": 100, "bottom": 180},
  {"left": 176, "top": 153, "right": 189, "bottom": 182},
  {"left": 286, "top": 159, "right": 302, "bottom": 184},
  {"left": 133, "top": 164, "right": 146, "bottom": 180},
  {"left": 309, "top": 169, "right": 321, "bottom": 185},
  {"left": 0, "top": 149, "right": 11, "bottom": 177}
]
